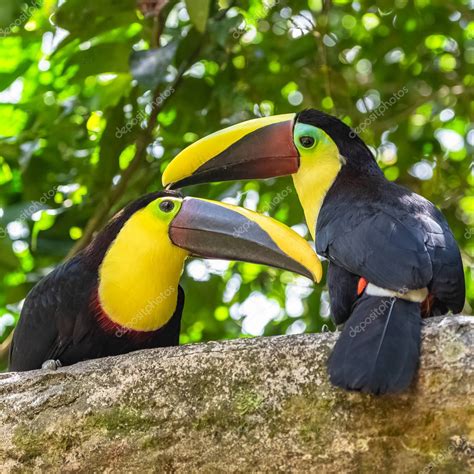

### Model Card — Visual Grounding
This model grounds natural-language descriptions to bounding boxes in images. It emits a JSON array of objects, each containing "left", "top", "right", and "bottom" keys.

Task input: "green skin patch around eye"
[
  {"left": 149, "top": 197, "right": 183, "bottom": 223},
  {"left": 294, "top": 123, "right": 333, "bottom": 154}
]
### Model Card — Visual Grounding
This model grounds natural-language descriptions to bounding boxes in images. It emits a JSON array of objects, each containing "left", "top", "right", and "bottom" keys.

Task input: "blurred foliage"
[{"left": 0, "top": 0, "right": 473, "bottom": 369}]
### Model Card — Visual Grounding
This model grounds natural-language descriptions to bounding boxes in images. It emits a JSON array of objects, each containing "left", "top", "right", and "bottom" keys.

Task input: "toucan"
[
  {"left": 9, "top": 190, "right": 321, "bottom": 371},
  {"left": 162, "top": 109, "right": 465, "bottom": 394}
]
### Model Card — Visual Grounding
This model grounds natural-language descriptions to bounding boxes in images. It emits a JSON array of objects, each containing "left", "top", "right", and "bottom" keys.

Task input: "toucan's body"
[
  {"left": 163, "top": 109, "right": 465, "bottom": 394},
  {"left": 318, "top": 152, "right": 463, "bottom": 393},
  {"left": 10, "top": 257, "right": 185, "bottom": 370},
  {"left": 10, "top": 191, "right": 321, "bottom": 371},
  {"left": 319, "top": 155, "right": 463, "bottom": 323}
]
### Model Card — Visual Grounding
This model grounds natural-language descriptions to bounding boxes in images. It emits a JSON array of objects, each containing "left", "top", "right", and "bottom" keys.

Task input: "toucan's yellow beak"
[
  {"left": 162, "top": 114, "right": 299, "bottom": 189},
  {"left": 170, "top": 197, "right": 322, "bottom": 282}
]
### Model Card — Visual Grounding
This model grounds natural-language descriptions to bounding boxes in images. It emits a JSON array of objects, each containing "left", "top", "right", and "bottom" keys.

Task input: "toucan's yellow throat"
[
  {"left": 98, "top": 197, "right": 187, "bottom": 332},
  {"left": 291, "top": 123, "right": 343, "bottom": 238},
  {"left": 97, "top": 194, "right": 322, "bottom": 332}
]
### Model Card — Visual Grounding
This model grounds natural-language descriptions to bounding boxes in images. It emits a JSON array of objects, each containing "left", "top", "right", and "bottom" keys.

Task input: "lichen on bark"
[{"left": 0, "top": 316, "right": 472, "bottom": 472}]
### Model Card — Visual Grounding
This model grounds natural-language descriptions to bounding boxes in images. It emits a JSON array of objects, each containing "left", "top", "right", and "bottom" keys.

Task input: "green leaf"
[
  {"left": 185, "top": 0, "right": 210, "bottom": 33},
  {"left": 175, "top": 28, "right": 202, "bottom": 67},
  {"left": 130, "top": 41, "right": 178, "bottom": 89},
  {"left": 32, "top": 211, "right": 56, "bottom": 250},
  {"left": 89, "top": 73, "right": 133, "bottom": 110},
  {"left": 65, "top": 43, "right": 132, "bottom": 80},
  {"left": 207, "top": 15, "right": 242, "bottom": 48},
  {"left": 0, "top": 59, "right": 31, "bottom": 92},
  {"left": 0, "top": 0, "right": 31, "bottom": 30},
  {"left": 94, "top": 98, "right": 133, "bottom": 189},
  {"left": 0, "top": 237, "right": 18, "bottom": 274},
  {"left": 54, "top": 0, "right": 137, "bottom": 48}
]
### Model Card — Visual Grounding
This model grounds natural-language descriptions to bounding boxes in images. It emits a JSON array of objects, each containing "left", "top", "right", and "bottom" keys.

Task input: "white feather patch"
[{"left": 365, "top": 283, "right": 428, "bottom": 303}]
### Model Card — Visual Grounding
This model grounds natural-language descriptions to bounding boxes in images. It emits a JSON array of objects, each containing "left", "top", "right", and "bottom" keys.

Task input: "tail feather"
[{"left": 328, "top": 294, "right": 422, "bottom": 394}]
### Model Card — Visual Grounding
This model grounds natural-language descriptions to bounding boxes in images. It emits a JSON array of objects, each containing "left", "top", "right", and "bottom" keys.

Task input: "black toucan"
[
  {"left": 10, "top": 191, "right": 321, "bottom": 371},
  {"left": 162, "top": 110, "right": 465, "bottom": 394}
]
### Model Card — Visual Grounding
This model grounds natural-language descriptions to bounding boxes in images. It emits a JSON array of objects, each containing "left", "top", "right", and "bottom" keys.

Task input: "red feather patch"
[
  {"left": 90, "top": 289, "right": 157, "bottom": 341},
  {"left": 357, "top": 277, "right": 368, "bottom": 296}
]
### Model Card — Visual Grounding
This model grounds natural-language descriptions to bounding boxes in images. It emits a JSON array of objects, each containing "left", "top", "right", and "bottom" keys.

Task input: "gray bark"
[{"left": 0, "top": 315, "right": 473, "bottom": 473}]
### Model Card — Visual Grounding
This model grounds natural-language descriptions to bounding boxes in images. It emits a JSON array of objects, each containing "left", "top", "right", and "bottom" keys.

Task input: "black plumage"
[
  {"left": 9, "top": 191, "right": 185, "bottom": 372},
  {"left": 328, "top": 294, "right": 422, "bottom": 394},
  {"left": 297, "top": 109, "right": 465, "bottom": 393},
  {"left": 326, "top": 263, "right": 359, "bottom": 325},
  {"left": 317, "top": 174, "right": 462, "bottom": 299}
]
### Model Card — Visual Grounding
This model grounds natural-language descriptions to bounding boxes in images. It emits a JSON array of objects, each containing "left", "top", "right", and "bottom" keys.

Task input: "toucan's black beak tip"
[{"left": 169, "top": 198, "right": 323, "bottom": 282}]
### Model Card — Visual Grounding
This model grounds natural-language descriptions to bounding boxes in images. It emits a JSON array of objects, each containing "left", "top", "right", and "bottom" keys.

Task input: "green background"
[{"left": 0, "top": 0, "right": 472, "bottom": 370}]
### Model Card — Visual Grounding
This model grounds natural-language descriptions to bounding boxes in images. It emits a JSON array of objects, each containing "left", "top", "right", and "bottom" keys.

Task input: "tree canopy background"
[{"left": 0, "top": 0, "right": 472, "bottom": 370}]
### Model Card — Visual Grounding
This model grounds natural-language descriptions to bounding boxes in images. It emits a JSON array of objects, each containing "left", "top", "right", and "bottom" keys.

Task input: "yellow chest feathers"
[{"left": 98, "top": 209, "right": 188, "bottom": 332}]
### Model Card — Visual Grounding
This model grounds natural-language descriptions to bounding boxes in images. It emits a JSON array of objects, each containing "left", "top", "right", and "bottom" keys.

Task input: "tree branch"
[
  {"left": 1, "top": 316, "right": 472, "bottom": 471},
  {"left": 0, "top": 331, "right": 13, "bottom": 369}
]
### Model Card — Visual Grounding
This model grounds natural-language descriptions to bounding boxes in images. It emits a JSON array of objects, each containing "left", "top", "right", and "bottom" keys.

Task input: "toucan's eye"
[
  {"left": 299, "top": 136, "right": 315, "bottom": 148},
  {"left": 159, "top": 200, "right": 175, "bottom": 213}
]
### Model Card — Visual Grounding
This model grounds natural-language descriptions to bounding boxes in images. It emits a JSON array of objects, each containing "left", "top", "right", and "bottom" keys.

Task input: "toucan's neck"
[
  {"left": 292, "top": 152, "right": 342, "bottom": 240},
  {"left": 97, "top": 210, "right": 187, "bottom": 332}
]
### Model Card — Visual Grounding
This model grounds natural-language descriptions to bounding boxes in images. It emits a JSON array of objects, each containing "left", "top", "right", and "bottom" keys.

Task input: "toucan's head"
[
  {"left": 86, "top": 191, "right": 322, "bottom": 332},
  {"left": 162, "top": 109, "right": 377, "bottom": 191}
]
